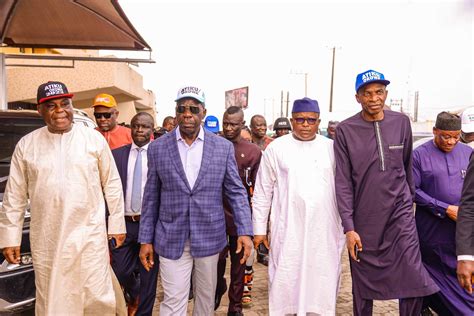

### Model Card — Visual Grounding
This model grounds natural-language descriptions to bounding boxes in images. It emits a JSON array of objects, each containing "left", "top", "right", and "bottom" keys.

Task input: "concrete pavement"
[{"left": 152, "top": 251, "right": 399, "bottom": 315}]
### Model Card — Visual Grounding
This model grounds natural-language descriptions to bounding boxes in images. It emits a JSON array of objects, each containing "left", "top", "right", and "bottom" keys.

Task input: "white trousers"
[{"left": 159, "top": 242, "right": 219, "bottom": 316}]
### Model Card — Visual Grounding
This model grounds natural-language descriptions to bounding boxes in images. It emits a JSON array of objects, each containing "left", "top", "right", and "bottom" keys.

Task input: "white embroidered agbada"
[
  {"left": 0, "top": 124, "right": 126, "bottom": 315},
  {"left": 252, "top": 134, "right": 345, "bottom": 316}
]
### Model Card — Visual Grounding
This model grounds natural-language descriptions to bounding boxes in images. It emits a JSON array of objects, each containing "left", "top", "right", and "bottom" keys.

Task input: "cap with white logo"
[
  {"left": 92, "top": 93, "right": 117, "bottom": 108},
  {"left": 355, "top": 69, "right": 390, "bottom": 93},
  {"left": 273, "top": 117, "right": 292, "bottom": 131},
  {"left": 37, "top": 81, "right": 74, "bottom": 104},
  {"left": 204, "top": 115, "right": 219, "bottom": 133},
  {"left": 175, "top": 86, "right": 206, "bottom": 105}
]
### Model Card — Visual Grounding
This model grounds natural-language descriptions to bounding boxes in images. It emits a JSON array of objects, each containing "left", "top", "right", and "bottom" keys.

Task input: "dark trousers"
[
  {"left": 423, "top": 293, "right": 454, "bottom": 316},
  {"left": 353, "top": 287, "right": 423, "bottom": 316},
  {"left": 111, "top": 220, "right": 159, "bottom": 316},
  {"left": 216, "top": 235, "right": 245, "bottom": 313}
]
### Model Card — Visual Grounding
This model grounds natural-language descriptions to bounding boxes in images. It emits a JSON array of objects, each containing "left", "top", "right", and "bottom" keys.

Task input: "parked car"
[
  {"left": 412, "top": 131, "right": 433, "bottom": 149},
  {"left": 0, "top": 109, "right": 96, "bottom": 314}
]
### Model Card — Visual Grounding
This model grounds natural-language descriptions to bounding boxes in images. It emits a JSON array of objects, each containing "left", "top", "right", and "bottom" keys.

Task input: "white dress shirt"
[
  {"left": 176, "top": 127, "right": 204, "bottom": 189},
  {"left": 125, "top": 142, "right": 149, "bottom": 215}
]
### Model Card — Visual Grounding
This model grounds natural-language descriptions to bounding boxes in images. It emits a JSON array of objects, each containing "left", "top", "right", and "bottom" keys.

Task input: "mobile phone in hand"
[
  {"left": 354, "top": 245, "right": 360, "bottom": 261},
  {"left": 109, "top": 237, "right": 117, "bottom": 249}
]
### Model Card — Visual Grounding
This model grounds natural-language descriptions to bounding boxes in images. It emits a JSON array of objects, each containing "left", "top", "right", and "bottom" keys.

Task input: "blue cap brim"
[{"left": 356, "top": 80, "right": 390, "bottom": 93}]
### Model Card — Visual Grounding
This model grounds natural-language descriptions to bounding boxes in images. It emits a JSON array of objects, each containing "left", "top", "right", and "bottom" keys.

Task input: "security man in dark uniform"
[{"left": 273, "top": 117, "right": 292, "bottom": 138}]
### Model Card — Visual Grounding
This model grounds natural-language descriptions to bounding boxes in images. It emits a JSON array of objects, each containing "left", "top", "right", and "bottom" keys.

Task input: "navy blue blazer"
[{"left": 112, "top": 144, "right": 132, "bottom": 198}]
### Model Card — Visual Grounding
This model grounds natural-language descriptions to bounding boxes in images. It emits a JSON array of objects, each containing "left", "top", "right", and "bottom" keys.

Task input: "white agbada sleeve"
[
  {"left": 97, "top": 137, "right": 126, "bottom": 235},
  {"left": 0, "top": 139, "right": 28, "bottom": 247},
  {"left": 252, "top": 146, "right": 277, "bottom": 235}
]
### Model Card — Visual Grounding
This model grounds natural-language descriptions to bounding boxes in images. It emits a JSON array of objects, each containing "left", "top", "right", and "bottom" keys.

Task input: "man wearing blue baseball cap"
[
  {"left": 204, "top": 115, "right": 220, "bottom": 134},
  {"left": 334, "top": 70, "right": 439, "bottom": 315},
  {"left": 252, "top": 97, "right": 345, "bottom": 314}
]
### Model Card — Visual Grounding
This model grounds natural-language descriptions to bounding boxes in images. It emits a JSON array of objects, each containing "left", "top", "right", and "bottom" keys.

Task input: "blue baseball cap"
[
  {"left": 204, "top": 115, "right": 219, "bottom": 133},
  {"left": 355, "top": 69, "right": 390, "bottom": 93}
]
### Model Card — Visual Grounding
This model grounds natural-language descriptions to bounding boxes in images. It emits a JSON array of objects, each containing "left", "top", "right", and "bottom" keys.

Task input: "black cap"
[
  {"left": 273, "top": 117, "right": 292, "bottom": 131},
  {"left": 435, "top": 111, "right": 461, "bottom": 131},
  {"left": 37, "top": 81, "right": 74, "bottom": 104}
]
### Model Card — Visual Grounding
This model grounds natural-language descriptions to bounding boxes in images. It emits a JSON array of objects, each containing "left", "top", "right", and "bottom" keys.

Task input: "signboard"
[{"left": 225, "top": 86, "right": 249, "bottom": 109}]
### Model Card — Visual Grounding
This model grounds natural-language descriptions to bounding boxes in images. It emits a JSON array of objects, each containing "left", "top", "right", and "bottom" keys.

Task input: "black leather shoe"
[
  {"left": 257, "top": 253, "right": 269, "bottom": 266},
  {"left": 214, "top": 284, "right": 227, "bottom": 310},
  {"left": 227, "top": 312, "right": 244, "bottom": 316}
]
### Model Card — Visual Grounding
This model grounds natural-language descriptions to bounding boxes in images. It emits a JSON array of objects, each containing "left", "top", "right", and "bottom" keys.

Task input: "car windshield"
[{"left": 0, "top": 117, "right": 45, "bottom": 194}]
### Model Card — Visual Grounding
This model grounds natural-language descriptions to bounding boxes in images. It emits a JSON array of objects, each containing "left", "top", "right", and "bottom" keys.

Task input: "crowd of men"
[{"left": 0, "top": 68, "right": 473, "bottom": 316}]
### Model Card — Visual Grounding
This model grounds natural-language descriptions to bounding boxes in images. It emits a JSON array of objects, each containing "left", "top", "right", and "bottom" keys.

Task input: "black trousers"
[
  {"left": 353, "top": 286, "right": 423, "bottom": 316},
  {"left": 110, "top": 220, "right": 159, "bottom": 315},
  {"left": 216, "top": 235, "right": 245, "bottom": 313}
]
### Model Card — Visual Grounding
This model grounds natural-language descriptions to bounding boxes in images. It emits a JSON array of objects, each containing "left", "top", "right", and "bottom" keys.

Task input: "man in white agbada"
[
  {"left": 0, "top": 81, "right": 126, "bottom": 315},
  {"left": 253, "top": 97, "right": 345, "bottom": 315}
]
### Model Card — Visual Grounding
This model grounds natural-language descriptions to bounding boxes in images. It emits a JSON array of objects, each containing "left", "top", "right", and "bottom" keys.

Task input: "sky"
[{"left": 110, "top": 0, "right": 473, "bottom": 127}]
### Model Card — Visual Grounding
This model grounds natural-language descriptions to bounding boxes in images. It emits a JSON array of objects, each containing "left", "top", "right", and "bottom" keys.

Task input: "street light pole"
[
  {"left": 304, "top": 72, "right": 308, "bottom": 97},
  {"left": 329, "top": 47, "right": 336, "bottom": 112}
]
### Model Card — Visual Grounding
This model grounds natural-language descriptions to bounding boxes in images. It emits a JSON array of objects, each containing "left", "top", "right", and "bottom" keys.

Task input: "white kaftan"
[
  {"left": 252, "top": 134, "right": 345, "bottom": 316},
  {"left": 0, "top": 124, "right": 126, "bottom": 315}
]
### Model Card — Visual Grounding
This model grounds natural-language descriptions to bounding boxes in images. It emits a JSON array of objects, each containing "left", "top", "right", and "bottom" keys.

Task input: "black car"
[{"left": 0, "top": 111, "right": 43, "bottom": 314}]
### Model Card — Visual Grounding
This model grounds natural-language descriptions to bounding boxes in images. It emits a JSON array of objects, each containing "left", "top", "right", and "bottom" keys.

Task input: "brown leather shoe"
[{"left": 127, "top": 296, "right": 139, "bottom": 316}]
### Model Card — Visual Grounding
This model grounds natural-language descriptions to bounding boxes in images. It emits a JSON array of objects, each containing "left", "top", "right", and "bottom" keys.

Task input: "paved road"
[{"left": 152, "top": 251, "right": 399, "bottom": 315}]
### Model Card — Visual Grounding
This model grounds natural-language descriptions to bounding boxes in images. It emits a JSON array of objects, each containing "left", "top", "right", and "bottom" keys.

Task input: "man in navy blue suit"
[{"left": 111, "top": 112, "right": 159, "bottom": 316}]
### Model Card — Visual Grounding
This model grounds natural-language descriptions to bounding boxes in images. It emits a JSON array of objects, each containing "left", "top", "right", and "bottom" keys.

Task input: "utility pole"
[
  {"left": 329, "top": 47, "right": 336, "bottom": 112},
  {"left": 414, "top": 91, "right": 419, "bottom": 122},
  {"left": 280, "top": 90, "right": 284, "bottom": 117},
  {"left": 304, "top": 73, "right": 308, "bottom": 97},
  {"left": 285, "top": 91, "right": 290, "bottom": 117}
]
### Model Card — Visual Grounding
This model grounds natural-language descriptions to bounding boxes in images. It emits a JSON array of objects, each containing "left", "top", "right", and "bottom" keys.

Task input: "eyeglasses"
[
  {"left": 94, "top": 112, "right": 112, "bottom": 119},
  {"left": 293, "top": 117, "right": 319, "bottom": 125},
  {"left": 176, "top": 105, "right": 200, "bottom": 114},
  {"left": 439, "top": 133, "right": 460, "bottom": 142}
]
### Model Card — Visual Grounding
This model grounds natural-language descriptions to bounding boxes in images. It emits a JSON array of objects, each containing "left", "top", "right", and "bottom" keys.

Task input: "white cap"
[
  {"left": 461, "top": 107, "right": 474, "bottom": 133},
  {"left": 175, "top": 86, "right": 205, "bottom": 105}
]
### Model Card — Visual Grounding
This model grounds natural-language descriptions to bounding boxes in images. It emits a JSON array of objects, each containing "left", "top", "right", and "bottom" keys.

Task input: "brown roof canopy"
[{"left": 0, "top": 0, "right": 151, "bottom": 51}]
